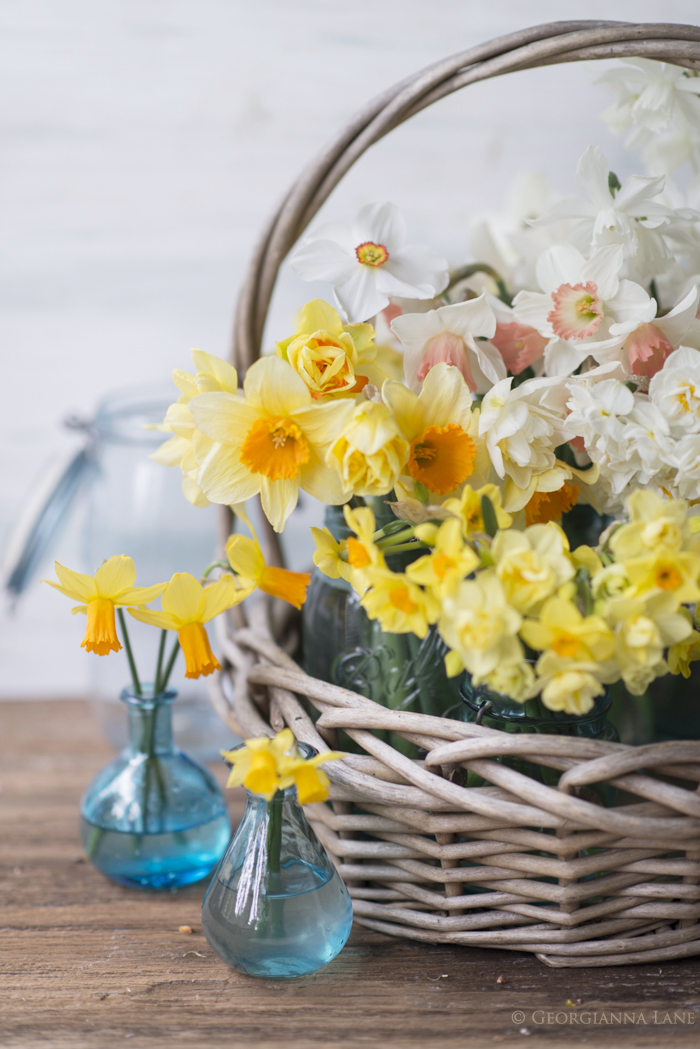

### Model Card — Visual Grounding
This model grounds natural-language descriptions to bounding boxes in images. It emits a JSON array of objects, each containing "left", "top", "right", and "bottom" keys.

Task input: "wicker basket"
[{"left": 210, "top": 21, "right": 700, "bottom": 967}]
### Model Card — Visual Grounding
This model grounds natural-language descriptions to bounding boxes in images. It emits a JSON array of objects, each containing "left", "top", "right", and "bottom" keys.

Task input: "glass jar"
[
  {"left": 84, "top": 384, "right": 225, "bottom": 759},
  {"left": 303, "top": 504, "right": 463, "bottom": 753},
  {"left": 458, "top": 673, "right": 618, "bottom": 802},
  {"left": 202, "top": 779, "right": 353, "bottom": 978},
  {"left": 80, "top": 685, "right": 231, "bottom": 889}
]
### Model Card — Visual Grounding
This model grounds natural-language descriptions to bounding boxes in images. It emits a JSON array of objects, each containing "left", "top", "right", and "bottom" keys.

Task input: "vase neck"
[{"left": 121, "top": 688, "right": 176, "bottom": 757}]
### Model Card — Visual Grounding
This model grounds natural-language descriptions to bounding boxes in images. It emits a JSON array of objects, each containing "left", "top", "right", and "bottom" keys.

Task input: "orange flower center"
[
  {"left": 655, "top": 565, "right": 682, "bottom": 591},
  {"left": 525, "top": 483, "right": 580, "bottom": 527},
  {"left": 258, "top": 566, "right": 311, "bottom": 609},
  {"left": 408, "top": 424, "right": 476, "bottom": 495},
  {"left": 389, "top": 586, "right": 418, "bottom": 614},
  {"left": 240, "top": 416, "right": 310, "bottom": 481},
  {"left": 177, "top": 622, "right": 220, "bottom": 679},
  {"left": 355, "top": 241, "right": 389, "bottom": 267},
  {"left": 82, "top": 597, "right": 122, "bottom": 656},
  {"left": 551, "top": 633, "right": 584, "bottom": 658},
  {"left": 347, "top": 537, "right": 371, "bottom": 568},
  {"left": 432, "top": 552, "right": 455, "bottom": 580}
]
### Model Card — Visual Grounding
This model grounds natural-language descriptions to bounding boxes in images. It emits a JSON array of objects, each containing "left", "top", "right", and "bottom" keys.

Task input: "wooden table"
[{"left": 3, "top": 700, "right": 700, "bottom": 1048}]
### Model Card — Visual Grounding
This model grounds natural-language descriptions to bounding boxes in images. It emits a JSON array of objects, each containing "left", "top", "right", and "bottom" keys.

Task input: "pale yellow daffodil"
[
  {"left": 520, "top": 597, "right": 615, "bottom": 664},
  {"left": 491, "top": 523, "right": 575, "bottom": 614},
  {"left": 361, "top": 566, "right": 440, "bottom": 638},
  {"left": 152, "top": 350, "right": 240, "bottom": 508},
  {"left": 439, "top": 572, "right": 523, "bottom": 680},
  {"left": 383, "top": 363, "right": 480, "bottom": 498},
  {"left": 327, "top": 400, "right": 409, "bottom": 497},
  {"left": 611, "top": 490, "right": 697, "bottom": 561},
  {"left": 310, "top": 527, "right": 354, "bottom": 584},
  {"left": 406, "top": 518, "right": 479, "bottom": 597},
  {"left": 129, "top": 572, "right": 239, "bottom": 679},
  {"left": 222, "top": 728, "right": 342, "bottom": 804},
  {"left": 276, "top": 299, "right": 385, "bottom": 398},
  {"left": 442, "top": 483, "right": 512, "bottom": 537},
  {"left": 528, "top": 652, "right": 608, "bottom": 715},
  {"left": 190, "top": 355, "right": 355, "bottom": 532},
  {"left": 43, "top": 556, "right": 167, "bottom": 656}
]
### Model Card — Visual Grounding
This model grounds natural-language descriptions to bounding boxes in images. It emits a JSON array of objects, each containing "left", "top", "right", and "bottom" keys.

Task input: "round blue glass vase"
[
  {"left": 202, "top": 780, "right": 353, "bottom": 978},
  {"left": 80, "top": 686, "right": 231, "bottom": 889}
]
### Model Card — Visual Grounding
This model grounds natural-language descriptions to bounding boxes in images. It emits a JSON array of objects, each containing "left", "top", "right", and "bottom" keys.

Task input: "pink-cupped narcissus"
[
  {"left": 43, "top": 555, "right": 167, "bottom": 656},
  {"left": 129, "top": 572, "right": 240, "bottom": 679}
]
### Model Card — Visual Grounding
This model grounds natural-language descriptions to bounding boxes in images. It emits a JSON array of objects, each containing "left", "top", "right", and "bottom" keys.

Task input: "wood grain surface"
[{"left": 2, "top": 700, "right": 700, "bottom": 1048}]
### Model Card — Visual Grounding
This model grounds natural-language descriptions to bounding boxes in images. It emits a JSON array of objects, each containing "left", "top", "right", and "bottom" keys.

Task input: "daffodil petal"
[
  {"left": 71, "top": 604, "right": 88, "bottom": 615},
  {"left": 160, "top": 573, "right": 206, "bottom": 622},
  {"left": 226, "top": 534, "right": 265, "bottom": 582},
  {"left": 201, "top": 575, "right": 238, "bottom": 621},
  {"left": 117, "top": 582, "right": 168, "bottom": 606},
  {"left": 260, "top": 476, "right": 299, "bottom": 533},
  {"left": 128, "top": 607, "right": 180, "bottom": 630},
  {"left": 53, "top": 562, "right": 98, "bottom": 602},
  {"left": 94, "top": 556, "right": 137, "bottom": 598},
  {"left": 243, "top": 356, "right": 311, "bottom": 415}
]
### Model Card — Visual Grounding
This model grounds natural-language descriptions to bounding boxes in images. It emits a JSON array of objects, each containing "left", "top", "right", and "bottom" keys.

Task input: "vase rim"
[{"left": 120, "top": 684, "right": 177, "bottom": 707}]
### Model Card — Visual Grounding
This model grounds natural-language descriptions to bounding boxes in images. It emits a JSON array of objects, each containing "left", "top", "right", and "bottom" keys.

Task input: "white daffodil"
[
  {"left": 531, "top": 147, "right": 675, "bottom": 269},
  {"left": 390, "top": 293, "right": 506, "bottom": 393},
  {"left": 513, "top": 243, "right": 654, "bottom": 375},
  {"left": 478, "top": 376, "right": 576, "bottom": 510},
  {"left": 290, "top": 202, "right": 448, "bottom": 323},
  {"left": 649, "top": 346, "right": 700, "bottom": 435},
  {"left": 624, "top": 286, "right": 700, "bottom": 377},
  {"left": 598, "top": 59, "right": 700, "bottom": 150}
]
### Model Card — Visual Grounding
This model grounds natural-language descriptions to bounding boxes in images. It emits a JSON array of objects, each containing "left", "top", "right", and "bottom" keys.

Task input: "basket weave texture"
[{"left": 214, "top": 21, "right": 700, "bottom": 966}]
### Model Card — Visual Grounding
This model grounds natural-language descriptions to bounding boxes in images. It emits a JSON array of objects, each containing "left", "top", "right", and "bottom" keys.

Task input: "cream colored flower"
[
  {"left": 326, "top": 400, "right": 409, "bottom": 497},
  {"left": 481, "top": 660, "right": 536, "bottom": 703},
  {"left": 442, "top": 483, "right": 512, "bottom": 537},
  {"left": 439, "top": 572, "right": 523, "bottom": 681},
  {"left": 611, "top": 489, "right": 696, "bottom": 560},
  {"left": 491, "top": 523, "right": 575, "bottom": 613},
  {"left": 191, "top": 356, "right": 355, "bottom": 532},
  {"left": 520, "top": 597, "right": 615, "bottom": 663}
]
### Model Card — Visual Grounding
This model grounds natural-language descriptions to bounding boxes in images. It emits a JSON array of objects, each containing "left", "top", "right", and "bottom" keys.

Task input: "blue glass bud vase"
[
  {"left": 80, "top": 685, "right": 231, "bottom": 889},
  {"left": 202, "top": 779, "right": 353, "bottom": 978}
]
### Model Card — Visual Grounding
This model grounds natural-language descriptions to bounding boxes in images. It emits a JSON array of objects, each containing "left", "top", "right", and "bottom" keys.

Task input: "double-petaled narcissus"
[
  {"left": 222, "top": 728, "right": 342, "bottom": 804},
  {"left": 129, "top": 572, "right": 240, "bottom": 679},
  {"left": 43, "top": 555, "right": 167, "bottom": 656}
]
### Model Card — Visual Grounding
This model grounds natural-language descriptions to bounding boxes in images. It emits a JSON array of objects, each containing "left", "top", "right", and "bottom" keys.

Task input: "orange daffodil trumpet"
[
  {"left": 43, "top": 556, "right": 167, "bottom": 655},
  {"left": 222, "top": 729, "right": 342, "bottom": 805},
  {"left": 225, "top": 504, "right": 311, "bottom": 610},
  {"left": 129, "top": 573, "right": 239, "bottom": 679}
]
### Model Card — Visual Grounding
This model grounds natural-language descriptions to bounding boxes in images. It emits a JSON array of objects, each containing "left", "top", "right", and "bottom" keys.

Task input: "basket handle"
[{"left": 230, "top": 18, "right": 700, "bottom": 373}]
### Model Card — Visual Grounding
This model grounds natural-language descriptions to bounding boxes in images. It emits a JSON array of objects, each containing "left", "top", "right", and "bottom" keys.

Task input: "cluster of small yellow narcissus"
[
  {"left": 152, "top": 299, "right": 589, "bottom": 534},
  {"left": 312, "top": 489, "right": 700, "bottom": 716},
  {"left": 222, "top": 729, "right": 341, "bottom": 804},
  {"left": 43, "top": 513, "right": 311, "bottom": 679}
]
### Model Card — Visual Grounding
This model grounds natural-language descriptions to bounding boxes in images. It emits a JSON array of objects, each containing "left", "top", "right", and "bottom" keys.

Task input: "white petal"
[
  {"left": 582, "top": 245, "right": 624, "bottom": 300},
  {"left": 575, "top": 146, "right": 614, "bottom": 210},
  {"left": 543, "top": 338, "right": 590, "bottom": 377},
  {"left": 353, "top": 202, "right": 406, "bottom": 250},
  {"left": 607, "top": 280, "right": 654, "bottom": 332},
  {"left": 435, "top": 294, "right": 496, "bottom": 340},
  {"left": 535, "top": 244, "right": 586, "bottom": 294},
  {"left": 511, "top": 290, "right": 555, "bottom": 337},
  {"left": 335, "top": 266, "right": 387, "bottom": 323},
  {"left": 469, "top": 340, "right": 507, "bottom": 389},
  {"left": 379, "top": 244, "right": 449, "bottom": 296},
  {"left": 290, "top": 238, "right": 356, "bottom": 284}
]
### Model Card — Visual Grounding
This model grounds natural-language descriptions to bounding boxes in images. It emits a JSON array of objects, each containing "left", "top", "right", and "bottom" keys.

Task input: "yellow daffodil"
[
  {"left": 129, "top": 572, "right": 239, "bottom": 678},
  {"left": 591, "top": 562, "right": 631, "bottom": 612},
  {"left": 222, "top": 728, "right": 342, "bottom": 804},
  {"left": 481, "top": 660, "right": 536, "bottom": 703},
  {"left": 361, "top": 567, "right": 440, "bottom": 638},
  {"left": 340, "top": 504, "right": 386, "bottom": 593},
  {"left": 406, "top": 518, "right": 479, "bottom": 597},
  {"left": 570, "top": 544, "right": 604, "bottom": 578},
  {"left": 439, "top": 572, "right": 523, "bottom": 680},
  {"left": 442, "top": 483, "right": 512, "bottom": 537},
  {"left": 520, "top": 597, "right": 615, "bottom": 663},
  {"left": 226, "top": 532, "right": 310, "bottom": 609},
  {"left": 668, "top": 610, "right": 700, "bottom": 678},
  {"left": 611, "top": 490, "right": 696, "bottom": 561},
  {"left": 490, "top": 523, "right": 575, "bottom": 614},
  {"left": 606, "top": 590, "right": 692, "bottom": 694},
  {"left": 524, "top": 482, "right": 580, "bottom": 527},
  {"left": 43, "top": 556, "right": 167, "bottom": 656},
  {"left": 310, "top": 527, "right": 354, "bottom": 584},
  {"left": 152, "top": 350, "right": 240, "bottom": 508},
  {"left": 327, "top": 400, "right": 409, "bottom": 497},
  {"left": 623, "top": 549, "right": 700, "bottom": 604},
  {"left": 190, "top": 355, "right": 355, "bottom": 532},
  {"left": 532, "top": 657, "right": 607, "bottom": 716},
  {"left": 383, "top": 363, "right": 480, "bottom": 497},
  {"left": 276, "top": 299, "right": 386, "bottom": 398}
]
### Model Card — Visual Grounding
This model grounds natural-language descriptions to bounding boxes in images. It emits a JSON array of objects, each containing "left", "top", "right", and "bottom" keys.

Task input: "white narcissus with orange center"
[
  {"left": 382, "top": 362, "right": 482, "bottom": 499},
  {"left": 189, "top": 355, "right": 355, "bottom": 532}
]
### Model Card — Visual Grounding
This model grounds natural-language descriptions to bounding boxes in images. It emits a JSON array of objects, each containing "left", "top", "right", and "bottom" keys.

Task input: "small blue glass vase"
[
  {"left": 80, "top": 685, "right": 231, "bottom": 889},
  {"left": 202, "top": 780, "right": 353, "bottom": 978}
]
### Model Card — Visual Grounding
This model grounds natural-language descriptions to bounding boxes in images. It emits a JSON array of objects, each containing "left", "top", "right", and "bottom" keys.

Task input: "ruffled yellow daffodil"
[
  {"left": 190, "top": 355, "right": 355, "bottom": 532},
  {"left": 610, "top": 490, "right": 697, "bottom": 561},
  {"left": 361, "top": 567, "right": 440, "bottom": 638},
  {"left": 276, "top": 299, "right": 386, "bottom": 398},
  {"left": 491, "top": 523, "right": 575, "bottom": 614},
  {"left": 152, "top": 350, "right": 240, "bottom": 508},
  {"left": 528, "top": 652, "right": 608, "bottom": 715},
  {"left": 406, "top": 518, "right": 479, "bottom": 597},
  {"left": 327, "top": 400, "right": 409, "bottom": 497},
  {"left": 439, "top": 572, "right": 523, "bottom": 680},
  {"left": 383, "top": 363, "right": 479, "bottom": 497},
  {"left": 442, "top": 483, "right": 512, "bottom": 537},
  {"left": 520, "top": 597, "right": 615, "bottom": 663},
  {"left": 43, "top": 556, "right": 167, "bottom": 656},
  {"left": 129, "top": 572, "right": 238, "bottom": 678},
  {"left": 222, "top": 728, "right": 342, "bottom": 804}
]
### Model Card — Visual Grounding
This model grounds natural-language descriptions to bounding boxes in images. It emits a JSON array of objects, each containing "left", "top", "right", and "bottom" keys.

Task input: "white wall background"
[{"left": 2, "top": 0, "right": 699, "bottom": 698}]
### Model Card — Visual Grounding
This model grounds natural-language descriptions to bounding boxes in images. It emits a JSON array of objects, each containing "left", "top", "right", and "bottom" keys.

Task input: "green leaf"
[
  {"left": 481, "top": 494, "right": 498, "bottom": 538},
  {"left": 413, "top": 481, "right": 430, "bottom": 506},
  {"left": 608, "top": 171, "right": 622, "bottom": 197}
]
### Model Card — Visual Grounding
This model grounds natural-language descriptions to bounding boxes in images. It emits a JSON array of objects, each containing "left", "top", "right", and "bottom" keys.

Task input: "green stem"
[
  {"left": 445, "top": 263, "right": 511, "bottom": 305},
  {"left": 153, "top": 630, "right": 167, "bottom": 696},
  {"left": 201, "top": 559, "right": 230, "bottom": 580},
  {"left": 117, "top": 608, "right": 142, "bottom": 696},
  {"left": 375, "top": 529, "right": 415, "bottom": 548},
  {"left": 267, "top": 792, "right": 283, "bottom": 876},
  {"left": 376, "top": 541, "right": 427, "bottom": 555},
  {"left": 160, "top": 636, "right": 181, "bottom": 691}
]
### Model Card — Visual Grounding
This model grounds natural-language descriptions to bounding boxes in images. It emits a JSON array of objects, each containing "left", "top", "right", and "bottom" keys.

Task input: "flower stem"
[
  {"left": 160, "top": 636, "right": 181, "bottom": 691},
  {"left": 153, "top": 629, "right": 167, "bottom": 695},
  {"left": 267, "top": 791, "right": 283, "bottom": 876},
  {"left": 117, "top": 608, "right": 142, "bottom": 696}
]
